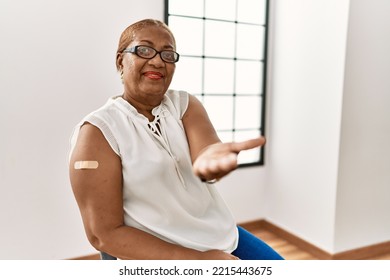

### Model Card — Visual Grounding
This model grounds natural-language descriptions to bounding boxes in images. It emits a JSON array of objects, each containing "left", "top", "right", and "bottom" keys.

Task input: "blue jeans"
[
  {"left": 232, "top": 226, "right": 284, "bottom": 260},
  {"left": 100, "top": 226, "right": 284, "bottom": 260}
]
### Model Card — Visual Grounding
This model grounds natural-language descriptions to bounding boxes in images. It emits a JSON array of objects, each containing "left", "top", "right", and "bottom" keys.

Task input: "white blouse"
[{"left": 70, "top": 90, "right": 238, "bottom": 253}]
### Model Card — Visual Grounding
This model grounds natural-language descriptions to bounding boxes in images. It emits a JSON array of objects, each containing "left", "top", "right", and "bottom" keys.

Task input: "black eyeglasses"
[{"left": 123, "top": 45, "right": 180, "bottom": 63}]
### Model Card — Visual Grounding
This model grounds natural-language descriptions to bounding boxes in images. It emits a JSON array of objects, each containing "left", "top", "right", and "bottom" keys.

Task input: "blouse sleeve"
[{"left": 165, "top": 89, "right": 189, "bottom": 120}]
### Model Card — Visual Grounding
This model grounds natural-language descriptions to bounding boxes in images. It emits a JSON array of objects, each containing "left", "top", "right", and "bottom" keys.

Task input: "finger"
[
  {"left": 193, "top": 158, "right": 209, "bottom": 176},
  {"left": 206, "top": 154, "right": 237, "bottom": 180},
  {"left": 229, "top": 137, "right": 266, "bottom": 153},
  {"left": 206, "top": 159, "right": 220, "bottom": 173},
  {"left": 193, "top": 158, "right": 220, "bottom": 179},
  {"left": 196, "top": 154, "right": 237, "bottom": 178},
  {"left": 218, "top": 153, "right": 238, "bottom": 171}
]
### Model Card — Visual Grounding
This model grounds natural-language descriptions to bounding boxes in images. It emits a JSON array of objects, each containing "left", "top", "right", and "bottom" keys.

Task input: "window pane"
[
  {"left": 217, "top": 131, "right": 234, "bottom": 143},
  {"left": 205, "top": 0, "right": 236, "bottom": 21},
  {"left": 205, "top": 20, "right": 235, "bottom": 58},
  {"left": 235, "top": 130, "right": 262, "bottom": 164},
  {"left": 235, "top": 96, "right": 261, "bottom": 129},
  {"left": 238, "top": 149, "right": 261, "bottom": 164},
  {"left": 169, "top": 17, "right": 203, "bottom": 56},
  {"left": 170, "top": 56, "right": 203, "bottom": 94},
  {"left": 169, "top": 0, "right": 204, "bottom": 17},
  {"left": 236, "top": 60, "right": 263, "bottom": 95},
  {"left": 204, "top": 58, "right": 234, "bottom": 94},
  {"left": 235, "top": 129, "right": 261, "bottom": 142},
  {"left": 203, "top": 96, "right": 233, "bottom": 130},
  {"left": 236, "top": 24, "right": 265, "bottom": 60},
  {"left": 237, "top": 0, "right": 267, "bottom": 24}
]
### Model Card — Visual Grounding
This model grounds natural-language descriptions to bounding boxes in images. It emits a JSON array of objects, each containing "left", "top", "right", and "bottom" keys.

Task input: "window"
[{"left": 165, "top": 0, "right": 269, "bottom": 166}]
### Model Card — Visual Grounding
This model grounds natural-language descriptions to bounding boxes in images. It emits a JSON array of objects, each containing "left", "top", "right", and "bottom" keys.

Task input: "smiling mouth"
[{"left": 144, "top": 71, "right": 164, "bottom": 80}]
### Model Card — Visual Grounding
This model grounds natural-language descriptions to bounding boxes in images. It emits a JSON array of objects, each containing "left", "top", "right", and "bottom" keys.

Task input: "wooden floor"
[
  {"left": 252, "top": 227, "right": 317, "bottom": 260},
  {"left": 251, "top": 227, "right": 390, "bottom": 260}
]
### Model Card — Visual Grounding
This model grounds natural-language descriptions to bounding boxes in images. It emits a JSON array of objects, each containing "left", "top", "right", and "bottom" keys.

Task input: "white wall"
[
  {"left": 266, "top": 0, "right": 390, "bottom": 254},
  {"left": 334, "top": 0, "right": 390, "bottom": 252},
  {"left": 266, "top": 0, "right": 350, "bottom": 252},
  {"left": 217, "top": 166, "right": 267, "bottom": 223}
]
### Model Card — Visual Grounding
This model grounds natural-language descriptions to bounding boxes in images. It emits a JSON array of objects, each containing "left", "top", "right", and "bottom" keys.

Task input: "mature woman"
[{"left": 69, "top": 19, "right": 283, "bottom": 260}]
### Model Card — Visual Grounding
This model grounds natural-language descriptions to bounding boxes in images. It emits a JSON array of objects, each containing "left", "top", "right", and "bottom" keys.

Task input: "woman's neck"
[{"left": 121, "top": 93, "right": 160, "bottom": 122}]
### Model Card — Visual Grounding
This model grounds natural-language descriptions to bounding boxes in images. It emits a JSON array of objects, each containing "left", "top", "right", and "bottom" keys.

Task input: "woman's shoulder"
[
  {"left": 70, "top": 97, "right": 123, "bottom": 157},
  {"left": 81, "top": 96, "right": 128, "bottom": 125},
  {"left": 165, "top": 89, "right": 189, "bottom": 119}
]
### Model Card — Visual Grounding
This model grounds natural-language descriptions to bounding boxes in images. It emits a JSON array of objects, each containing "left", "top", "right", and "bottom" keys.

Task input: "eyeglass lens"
[{"left": 136, "top": 46, "right": 179, "bottom": 63}]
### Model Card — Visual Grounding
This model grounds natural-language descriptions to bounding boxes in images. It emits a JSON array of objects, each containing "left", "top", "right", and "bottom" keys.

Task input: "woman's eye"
[
  {"left": 138, "top": 47, "right": 152, "bottom": 56},
  {"left": 163, "top": 53, "right": 173, "bottom": 59}
]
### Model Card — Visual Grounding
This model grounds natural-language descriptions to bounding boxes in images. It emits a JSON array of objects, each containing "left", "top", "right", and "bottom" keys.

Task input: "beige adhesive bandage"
[{"left": 74, "top": 161, "right": 99, "bottom": 170}]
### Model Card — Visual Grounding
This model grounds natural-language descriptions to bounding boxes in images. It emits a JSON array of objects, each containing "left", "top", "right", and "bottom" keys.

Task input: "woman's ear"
[{"left": 116, "top": 53, "right": 123, "bottom": 72}]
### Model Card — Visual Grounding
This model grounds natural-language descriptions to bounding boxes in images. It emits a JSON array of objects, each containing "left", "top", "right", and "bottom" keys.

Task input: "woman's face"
[{"left": 120, "top": 25, "right": 176, "bottom": 106}]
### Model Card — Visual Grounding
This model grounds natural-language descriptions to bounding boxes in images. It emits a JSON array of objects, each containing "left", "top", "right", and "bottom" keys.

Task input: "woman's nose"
[{"left": 147, "top": 53, "right": 165, "bottom": 67}]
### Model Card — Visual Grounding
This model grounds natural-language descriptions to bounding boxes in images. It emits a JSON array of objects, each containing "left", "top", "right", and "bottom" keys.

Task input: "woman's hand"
[{"left": 193, "top": 136, "right": 266, "bottom": 182}]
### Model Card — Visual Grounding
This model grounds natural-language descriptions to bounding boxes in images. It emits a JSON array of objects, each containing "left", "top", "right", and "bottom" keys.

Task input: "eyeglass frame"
[{"left": 122, "top": 45, "right": 180, "bottom": 63}]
